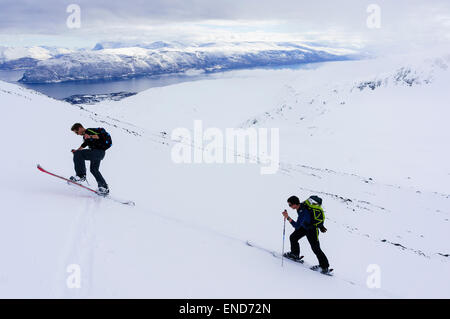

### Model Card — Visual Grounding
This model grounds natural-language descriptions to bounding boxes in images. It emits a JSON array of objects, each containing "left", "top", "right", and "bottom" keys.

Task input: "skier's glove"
[{"left": 319, "top": 226, "right": 327, "bottom": 233}]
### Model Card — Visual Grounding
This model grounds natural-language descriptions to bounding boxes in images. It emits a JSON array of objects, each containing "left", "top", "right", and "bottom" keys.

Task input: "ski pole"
[{"left": 282, "top": 216, "right": 286, "bottom": 267}]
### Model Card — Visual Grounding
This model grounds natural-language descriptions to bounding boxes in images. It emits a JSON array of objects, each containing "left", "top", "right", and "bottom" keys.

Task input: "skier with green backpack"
[{"left": 282, "top": 195, "right": 330, "bottom": 274}]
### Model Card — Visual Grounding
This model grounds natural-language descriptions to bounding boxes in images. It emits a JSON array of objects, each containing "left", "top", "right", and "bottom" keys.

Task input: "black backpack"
[{"left": 87, "top": 128, "right": 112, "bottom": 150}]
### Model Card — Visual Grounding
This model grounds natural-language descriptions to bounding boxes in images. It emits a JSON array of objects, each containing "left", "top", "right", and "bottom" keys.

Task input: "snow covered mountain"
[
  {"left": 19, "top": 41, "right": 357, "bottom": 83},
  {"left": 0, "top": 46, "right": 72, "bottom": 70},
  {"left": 1, "top": 53, "right": 449, "bottom": 298}
]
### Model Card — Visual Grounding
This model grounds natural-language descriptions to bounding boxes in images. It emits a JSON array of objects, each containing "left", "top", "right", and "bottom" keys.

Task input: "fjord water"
[
  {"left": 0, "top": 62, "right": 323, "bottom": 100},
  {"left": 1, "top": 72, "right": 209, "bottom": 99}
]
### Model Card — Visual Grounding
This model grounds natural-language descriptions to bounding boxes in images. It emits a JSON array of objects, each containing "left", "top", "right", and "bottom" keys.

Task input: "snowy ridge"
[{"left": 241, "top": 55, "right": 450, "bottom": 128}]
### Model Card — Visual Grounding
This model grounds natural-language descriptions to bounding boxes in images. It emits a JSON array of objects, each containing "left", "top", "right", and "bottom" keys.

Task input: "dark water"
[
  {"left": 0, "top": 71, "right": 211, "bottom": 99},
  {"left": 0, "top": 62, "right": 325, "bottom": 100}
]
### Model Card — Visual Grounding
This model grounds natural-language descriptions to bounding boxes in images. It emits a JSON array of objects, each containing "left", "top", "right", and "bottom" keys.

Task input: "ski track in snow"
[
  {"left": 52, "top": 191, "right": 98, "bottom": 298},
  {"left": 130, "top": 203, "right": 391, "bottom": 296},
  {"left": 281, "top": 171, "right": 449, "bottom": 260},
  {"left": 244, "top": 240, "right": 398, "bottom": 297}
]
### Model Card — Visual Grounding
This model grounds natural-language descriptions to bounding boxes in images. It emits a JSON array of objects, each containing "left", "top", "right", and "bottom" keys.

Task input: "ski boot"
[
  {"left": 311, "top": 265, "right": 333, "bottom": 274},
  {"left": 283, "top": 252, "right": 304, "bottom": 263},
  {"left": 97, "top": 186, "right": 109, "bottom": 196},
  {"left": 69, "top": 175, "right": 86, "bottom": 183}
]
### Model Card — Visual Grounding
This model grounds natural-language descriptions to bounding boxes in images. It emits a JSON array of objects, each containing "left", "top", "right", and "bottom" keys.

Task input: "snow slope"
[{"left": 0, "top": 54, "right": 449, "bottom": 298}]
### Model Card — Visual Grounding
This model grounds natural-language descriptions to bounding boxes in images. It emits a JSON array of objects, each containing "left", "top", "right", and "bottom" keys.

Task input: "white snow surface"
[{"left": 0, "top": 54, "right": 449, "bottom": 298}]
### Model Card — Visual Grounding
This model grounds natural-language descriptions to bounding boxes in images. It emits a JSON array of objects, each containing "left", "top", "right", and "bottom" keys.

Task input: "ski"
[
  {"left": 284, "top": 254, "right": 305, "bottom": 264},
  {"left": 246, "top": 241, "right": 304, "bottom": 264},
  {"left": 246, "top": 240, "right": 333, "bottom": 276},
  {"left": 37, "top": 164, "right": 135, "bottom": 206},
  {"left": 310, "top": 265, "right": 334, "bottom": 275}
]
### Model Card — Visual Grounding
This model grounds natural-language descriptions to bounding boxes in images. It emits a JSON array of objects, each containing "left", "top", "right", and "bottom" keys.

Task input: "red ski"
[
  {"left": 37, "top": 164, "right": 135, "bottom": 206},
  {"left": 37, "top": 164, "right": 98, "bottom": 193}
]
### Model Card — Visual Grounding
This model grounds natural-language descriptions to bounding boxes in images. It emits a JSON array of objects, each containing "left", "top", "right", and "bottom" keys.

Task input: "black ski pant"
[
  {"left": 290, "top": 227, "right": 329, "bottom": 269},
  {"left": 73, "top": 149, "right": 108, "bottom": 188}
]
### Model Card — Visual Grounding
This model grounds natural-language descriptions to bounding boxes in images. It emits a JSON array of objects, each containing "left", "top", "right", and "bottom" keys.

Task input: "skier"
[
  {"left": 282, "top": 195, "right": 330, "bottom": 273},
  {"left": 70, "top": 123, "right": 111, "bottom": 195}
]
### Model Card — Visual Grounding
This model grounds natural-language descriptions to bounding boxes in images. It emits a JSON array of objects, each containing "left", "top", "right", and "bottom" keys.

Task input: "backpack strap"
[{"left": 87, "top": 129, "right": 99, "bottom": 135}]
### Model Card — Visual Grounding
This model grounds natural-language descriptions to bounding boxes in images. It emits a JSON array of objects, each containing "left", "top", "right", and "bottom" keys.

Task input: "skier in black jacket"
[
  {"left": 282, "top": 195, "right": 330, "bottom": 273},
  {"left": 70, "top": 123, "right": 110, "bottom": 195}
]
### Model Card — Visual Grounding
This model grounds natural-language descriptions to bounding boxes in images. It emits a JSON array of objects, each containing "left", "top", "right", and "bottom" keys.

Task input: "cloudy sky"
[{"left": 1, "top": 0, "right": 450, "bottom": 53}]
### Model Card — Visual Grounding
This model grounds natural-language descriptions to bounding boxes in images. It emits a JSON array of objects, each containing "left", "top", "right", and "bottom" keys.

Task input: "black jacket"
[{"left": 81, "top": 128, "right": 109, "bottom": 150}]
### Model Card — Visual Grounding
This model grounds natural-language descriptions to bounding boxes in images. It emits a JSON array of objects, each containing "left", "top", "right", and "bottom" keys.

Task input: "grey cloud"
[
  {"left": 0, "top": 0, "right": 447, "bottom": 30},
  {"left": 0, "top": 0, "right": 450, "bottom": 51}
]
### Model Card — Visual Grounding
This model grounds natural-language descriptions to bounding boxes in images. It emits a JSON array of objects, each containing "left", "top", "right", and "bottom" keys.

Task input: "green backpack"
[{"left": 304, "top": 195, "right": 325, "bottom": 228}]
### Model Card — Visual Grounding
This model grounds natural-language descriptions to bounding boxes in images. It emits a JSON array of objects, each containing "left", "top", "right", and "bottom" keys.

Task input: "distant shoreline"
[{"left": 0, "top": 60, "right": 338, "bottom": 100}]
